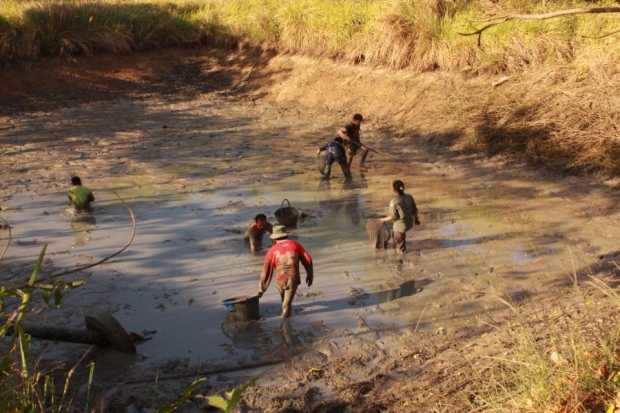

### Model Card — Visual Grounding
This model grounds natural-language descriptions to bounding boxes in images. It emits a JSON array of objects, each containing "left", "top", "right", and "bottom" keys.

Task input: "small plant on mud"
[
  {"left": 0, "top": 244, "right": 90, "bottom": 412},
  {"left": 156, "top": 377, "right": 258, "bottom": 413},
  {"left": 202, "top": 377, "right": 259, "bottom": 413},
  {"left": 156, "top": 377, "right": 207, "bottom": 412}
]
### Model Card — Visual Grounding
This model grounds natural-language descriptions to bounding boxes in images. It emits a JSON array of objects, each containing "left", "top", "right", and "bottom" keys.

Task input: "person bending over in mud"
[
  {"left": 244, "top": 213, "right": 274, "bottom": 252},
  {"left": 380, "top": 180, "right": 420, "bottom": 253},
  {"left": 67, "top": 176, "right": 95, "bottom": 211},
  {"left": 338, "top": 113, "right": 369, "bottom": 169},
  {"left": 256, "top": 225, "right": 313, "bottom": 318},
  {"left": 316, "top": 137, "right": 351, "bottom": 180}
]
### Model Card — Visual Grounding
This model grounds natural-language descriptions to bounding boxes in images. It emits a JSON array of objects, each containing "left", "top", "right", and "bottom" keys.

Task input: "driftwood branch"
[
  {"left": 460, "top": 7, "right": 620, "bottom": 45},
  {"left": 583, "top": 27, "right": 620, "bottom": 39}
]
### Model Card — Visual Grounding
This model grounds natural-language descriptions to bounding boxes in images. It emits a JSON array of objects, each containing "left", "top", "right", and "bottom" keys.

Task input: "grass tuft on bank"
[
  {"left": 1, "top": 0, "right": 619, "bottom": 73},
  {"left": 470, "top": 273, "right": 620, "bottom": 412}
]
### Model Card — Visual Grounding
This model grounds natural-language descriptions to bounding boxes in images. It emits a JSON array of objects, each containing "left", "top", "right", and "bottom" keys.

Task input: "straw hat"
[{"left": 270, "top": 225, "right": 289, "bottom": 239}]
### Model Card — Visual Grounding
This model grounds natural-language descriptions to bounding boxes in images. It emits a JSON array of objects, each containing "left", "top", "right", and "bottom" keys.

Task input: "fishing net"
[
  {"left": 366, "top": 218, "right": 391, "bottom": 249},
  {"left": 316, "top": 155, "right": 326, "bottom": 176}
]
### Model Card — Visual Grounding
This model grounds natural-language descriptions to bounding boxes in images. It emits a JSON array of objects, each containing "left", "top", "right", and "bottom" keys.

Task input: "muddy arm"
[
  {"left": 258, "top": 260, "right": 274, "bottom": 296},
  {"left": 249, "top": 237, "right": 258, "bottom": 252},
  {"left": 304, "top": 262, "right": 313, "bottom": 286},
  {"left": 300, "top": 250, "right": 313, "bottom": 286}
]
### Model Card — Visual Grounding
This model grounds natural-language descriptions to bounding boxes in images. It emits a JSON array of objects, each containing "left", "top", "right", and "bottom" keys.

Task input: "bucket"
[
  {"left": 221, "top": 295, "right": 260, "bottom": 322},
  {"left": 274, "top": 199, "right": 299, "bottom": 228}
]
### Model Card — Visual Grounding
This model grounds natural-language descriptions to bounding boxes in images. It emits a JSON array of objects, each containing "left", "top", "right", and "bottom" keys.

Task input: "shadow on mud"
[
  {"left": 417, "top": 233, "right": 523, "bottom": 250},
  {"left": 221, "top": 318, "right": 304, "bottom": 352},
  {"left": 373, "top": 278, "right": 432, "bottom": 303}
]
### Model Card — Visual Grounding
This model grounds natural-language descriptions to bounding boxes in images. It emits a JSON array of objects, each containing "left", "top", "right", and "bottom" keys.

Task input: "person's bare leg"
[
  {"left": 280, "top": 284, "right": 298, "bottom": 318},
  {"left": 360, "top": 146, "right": 369, "bottom": 167}
]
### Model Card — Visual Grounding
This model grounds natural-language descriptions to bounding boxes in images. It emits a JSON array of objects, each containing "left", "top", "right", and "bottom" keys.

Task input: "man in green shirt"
[{"left": 67, "top": 176, "right": 95, "bottom": 210}]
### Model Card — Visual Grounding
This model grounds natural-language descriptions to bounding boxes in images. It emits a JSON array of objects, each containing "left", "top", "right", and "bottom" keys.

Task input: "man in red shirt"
[{"left": 256, "top": 225, "right": 313, "bottom": 318}]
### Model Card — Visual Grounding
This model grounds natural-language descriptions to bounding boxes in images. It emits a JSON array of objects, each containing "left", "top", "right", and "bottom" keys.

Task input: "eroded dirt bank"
[{"left": 2, "top": 46, "right": 620, "bottom": 412}]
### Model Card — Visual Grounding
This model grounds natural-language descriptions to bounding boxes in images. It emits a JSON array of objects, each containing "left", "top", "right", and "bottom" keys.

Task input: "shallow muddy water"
[{"left": 2, "top": 92, "right": 619, "bottom": 375}]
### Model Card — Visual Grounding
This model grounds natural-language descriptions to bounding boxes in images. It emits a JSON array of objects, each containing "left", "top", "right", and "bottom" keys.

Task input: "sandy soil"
[{"left": 2, "top": 46, "right": 620, "bottom": 412}]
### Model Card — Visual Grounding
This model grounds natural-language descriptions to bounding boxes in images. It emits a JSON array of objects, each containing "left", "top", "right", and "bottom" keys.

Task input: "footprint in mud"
[
  {"left": 348, "top": 287, "right": 369, "bottom": 299},
  {"left": 348, "top": 287, "right": 369, "bottom": 305},
  {"left": 337, "top": 270, "right": 359, "bottom": 281}
]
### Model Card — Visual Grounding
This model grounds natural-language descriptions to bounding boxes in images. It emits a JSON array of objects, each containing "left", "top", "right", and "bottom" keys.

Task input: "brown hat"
[{"left": 270, "top": 225, "right": 289, "bottom": 239}]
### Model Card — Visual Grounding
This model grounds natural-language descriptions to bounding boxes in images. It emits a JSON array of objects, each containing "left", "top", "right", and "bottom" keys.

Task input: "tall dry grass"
[
  {"left": 470, "top": 273, "right": 620, "bottom": 411},
  {"left": 460, "top": 61, "right": 620, "bottom": 174},
  {"left": 1, "top": 0, "right": 619, "bottom": 72}
]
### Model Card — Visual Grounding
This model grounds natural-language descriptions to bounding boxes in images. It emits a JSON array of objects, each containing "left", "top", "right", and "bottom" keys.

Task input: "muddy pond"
[{"left": 2, "top": 89, "right": 619, "bottom": 383}]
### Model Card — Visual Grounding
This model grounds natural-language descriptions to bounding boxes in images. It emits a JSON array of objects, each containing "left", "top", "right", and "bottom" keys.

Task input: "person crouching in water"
[
  {"left": 380, "top": 180, "right": 420, "bottom": 253},
  {"left": 316, "top": 137, "right": 351, "bottom": 180},
  {"left": 244, "top": 213, "right": 274, "bottom": 252},
  {"left": 67, "top": 176, "right": 95, "bottom": 211},
  {"left": 256, "top": 225, "right": 313, "bottom": 318}
]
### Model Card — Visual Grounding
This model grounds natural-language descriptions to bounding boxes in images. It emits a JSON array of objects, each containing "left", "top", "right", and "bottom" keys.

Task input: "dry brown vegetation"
[
  {"left": 461, "top": 62, "right": 620, "bottom": 175},
  {"left": 2, "top": 0, "right": 619, "bottom": 176}
]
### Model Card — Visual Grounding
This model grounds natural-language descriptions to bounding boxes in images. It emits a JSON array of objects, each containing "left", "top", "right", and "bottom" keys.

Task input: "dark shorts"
[{"left": 346, "top": 141, "right": 359, "bottom": 156}]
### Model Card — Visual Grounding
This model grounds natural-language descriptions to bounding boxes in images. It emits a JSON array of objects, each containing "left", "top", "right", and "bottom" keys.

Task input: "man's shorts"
[{"left": 346, "top": 141, "right": 359, "bottom": 156}]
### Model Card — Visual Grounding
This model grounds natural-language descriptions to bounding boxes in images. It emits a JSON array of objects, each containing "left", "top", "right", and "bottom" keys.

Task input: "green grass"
[
  {"left": 1, "top": 0, "right": 619, "bottom": 72},
  {"left": 0, "top": 244, "right": 98, "bottom": 412}
]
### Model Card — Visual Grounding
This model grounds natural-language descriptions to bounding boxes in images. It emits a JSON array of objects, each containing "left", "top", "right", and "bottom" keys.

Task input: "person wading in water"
[
  {"left": 316, "top": 137, "right": 351, "bottom": 180},
  {"left": 244, "top": 213, "right": 274, "bottom": 252},
  {"left": 380, "top": 180, "right": 420, "bottom": 253},
  {"left": 67, "top": 176, "right": 95, "bottom": 211},
  {"left": 256, "top": 225, "right": 313, "bottom": 318},
  {"left": 338, "top": 113, "right": 369, "bottom": 169}
]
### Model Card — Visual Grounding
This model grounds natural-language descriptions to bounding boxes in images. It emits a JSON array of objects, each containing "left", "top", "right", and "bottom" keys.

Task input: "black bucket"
[
  {"left": 274, "top": 198, "right": 299, "bottom": 228},
  {"left": 221, "top": 295, "right": 260, "bottom": 322}
]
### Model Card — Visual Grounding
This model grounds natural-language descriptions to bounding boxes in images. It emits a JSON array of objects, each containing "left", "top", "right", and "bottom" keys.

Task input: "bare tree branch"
[
  {"left": 460, "top": 7, "right": 620, "bottom": 42},
  {"left": 583, "top": 28, "right": 620, "bottom": 39},
  {"left": 506, "top": 7, "right": 620, "bottom": 20}
]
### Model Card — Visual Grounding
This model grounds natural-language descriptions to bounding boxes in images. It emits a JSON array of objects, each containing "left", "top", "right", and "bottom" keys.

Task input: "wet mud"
[{"left": 2, "top": 48, "right": 620, "bottom": 411}]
